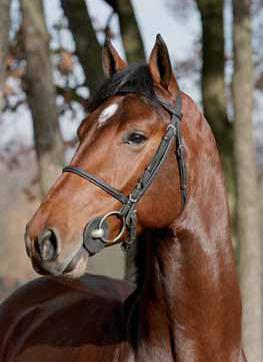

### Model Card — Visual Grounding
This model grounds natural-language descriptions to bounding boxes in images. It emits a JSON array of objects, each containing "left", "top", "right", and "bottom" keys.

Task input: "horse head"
[{"left": 25, "top": 35, "right": 192, "bottom": 278}]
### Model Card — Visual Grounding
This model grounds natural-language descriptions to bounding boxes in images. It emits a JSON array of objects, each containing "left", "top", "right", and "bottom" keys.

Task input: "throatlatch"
[{"left": 63, "top": 92, "right": 187, "bottom": 255}]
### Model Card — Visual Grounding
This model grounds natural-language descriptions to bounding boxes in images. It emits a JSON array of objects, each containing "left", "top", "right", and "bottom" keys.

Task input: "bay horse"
[{"left": 0, "top": 35, "right": 246, "bottom": 361}]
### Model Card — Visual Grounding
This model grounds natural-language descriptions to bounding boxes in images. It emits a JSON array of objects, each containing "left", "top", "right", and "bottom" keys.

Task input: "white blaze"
[{"left": 98, "top": 103, "right": 119, "bottom": 126}]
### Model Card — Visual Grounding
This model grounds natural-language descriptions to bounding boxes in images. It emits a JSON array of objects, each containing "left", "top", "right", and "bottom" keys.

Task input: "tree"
[
  {"left": 232, "top": 0, "right": 263, "bottom": 359},
  {"left": 103, "top": 0, "right": 145, "bottom": 62},
  {"left": 61, "top": 0, "right": 105, "bottom": 96},
  {"left": 116, "top": 0, "right": 145, "bottom": 62},
  {"left": 60, "top": 0, "right": 145, "bottom": 99},
  {"left": 0, "top": 0, "right": 11, "bottom": 113},
  {"left": 22, "top": 0, "right": 64, "bottom": 195},
  {"left": 195, "top": 0, "right": 236, "bottom": 216}
]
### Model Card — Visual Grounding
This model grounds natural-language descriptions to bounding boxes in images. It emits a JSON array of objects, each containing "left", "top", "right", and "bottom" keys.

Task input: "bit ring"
[{"left": 97, "top": 211, "right": 126, "bottom": 244}]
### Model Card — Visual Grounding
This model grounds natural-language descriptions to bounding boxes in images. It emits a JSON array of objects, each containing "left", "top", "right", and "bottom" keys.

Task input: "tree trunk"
[
  {"left": 0, "top": 0, "right": 11, "bottom": 113},
  {"left": 22, "top": 0, "right": 64, "bottom": 196},
  {"left": 116, "top": 0, "right": 145, "bottom": 63},
  {"left": 196, "top": 0, "right": 236, "bottom": 218},
  {"left": 233, "top": 0, "right": 263, "bottom": 360},
  {"left": 61, "top": 0, "right": 104, "bottom": 96}
]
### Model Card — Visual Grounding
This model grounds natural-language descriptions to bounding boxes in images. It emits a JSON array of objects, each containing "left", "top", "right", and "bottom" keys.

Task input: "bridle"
[
  {"left": 63, "top": 91, "right": 187, "bottom": 255},
  {"left": 63, "top": 92, "right": 187, "bottom": 254}
]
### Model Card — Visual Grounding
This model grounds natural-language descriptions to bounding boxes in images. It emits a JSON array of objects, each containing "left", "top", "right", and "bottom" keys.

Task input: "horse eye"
[{"left": 126, "top": 132, "right": 147, "bottom": 145}]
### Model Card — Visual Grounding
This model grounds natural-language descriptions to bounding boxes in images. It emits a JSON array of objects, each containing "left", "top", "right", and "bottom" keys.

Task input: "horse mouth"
[
  {"left": 31, "top": 246, "right": 89, "bottom": 279},
  {"left": 63, "top": 247, "right": 88, "bottom": 277}
]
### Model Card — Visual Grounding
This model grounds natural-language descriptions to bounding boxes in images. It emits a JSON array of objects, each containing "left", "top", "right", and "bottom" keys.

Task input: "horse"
[{"left": 0, "top": 35, "right": 246, "bottom": 361}]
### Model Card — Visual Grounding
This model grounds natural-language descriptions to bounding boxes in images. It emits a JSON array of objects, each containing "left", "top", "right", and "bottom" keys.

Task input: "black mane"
[{"left": 88, "top": 63, "right": 156, "bottom": 112}]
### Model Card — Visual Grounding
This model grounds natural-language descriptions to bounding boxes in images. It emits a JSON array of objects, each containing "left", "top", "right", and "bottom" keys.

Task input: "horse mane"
[{"left": 88, "top": 63, "right": 157, "bottom": 112}]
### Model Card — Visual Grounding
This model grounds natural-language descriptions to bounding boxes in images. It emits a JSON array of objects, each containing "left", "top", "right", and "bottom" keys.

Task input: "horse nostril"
[{"left": 37, "top": 229, "right": 59, "bottom": 261}]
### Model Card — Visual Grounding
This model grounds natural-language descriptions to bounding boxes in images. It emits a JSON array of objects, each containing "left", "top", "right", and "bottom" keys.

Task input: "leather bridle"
[{"left": 63, "top": 91, "right": 187, "bottom": 255}]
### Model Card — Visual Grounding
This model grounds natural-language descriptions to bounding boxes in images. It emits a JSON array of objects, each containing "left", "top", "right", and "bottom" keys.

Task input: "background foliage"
[{"left": 0, "top": 0, "right": 262, "bottom": 360}]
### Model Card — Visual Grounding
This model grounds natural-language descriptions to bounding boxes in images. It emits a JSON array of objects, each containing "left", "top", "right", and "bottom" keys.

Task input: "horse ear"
[
  {"left": 149, "top": 34, "right": 179, "bottom": 94},
  {"left": 102, "top": 39, "right": 127, "bottom": 77}
]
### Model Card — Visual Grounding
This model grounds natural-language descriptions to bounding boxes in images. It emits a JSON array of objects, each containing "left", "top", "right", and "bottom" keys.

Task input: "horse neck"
[{"left": 130, "top": 102, "right": 242, "bottom": 361}]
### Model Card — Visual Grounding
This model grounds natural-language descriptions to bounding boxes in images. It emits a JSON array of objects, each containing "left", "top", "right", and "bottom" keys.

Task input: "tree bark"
[
  {"left": 61, "top": 0, "right": 104, "bottom": 96},
  {"left": 0, "top": 0, "right": 11, "bottom": 113},
  {"left": 196, "top": 0, "right": 236, "bottom": 218},
  {"left": 233, "top": 0, "right": 263, "bottom": 360},
  {"left": 22, "top": 0, "right": 64, "bottom": 196},
  {"left": 116, "top": 0, "right": 145, "bottom": 63}
]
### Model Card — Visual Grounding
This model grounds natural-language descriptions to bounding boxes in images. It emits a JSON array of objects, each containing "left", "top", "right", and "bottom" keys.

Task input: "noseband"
[{"left": 63, "top": 91, "right": 187, "bottom": 255}]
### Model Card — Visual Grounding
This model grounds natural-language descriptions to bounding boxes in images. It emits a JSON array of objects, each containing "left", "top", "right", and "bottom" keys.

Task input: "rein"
[{"left": 63, "top": 92, "right": 187, "bottom": 255}]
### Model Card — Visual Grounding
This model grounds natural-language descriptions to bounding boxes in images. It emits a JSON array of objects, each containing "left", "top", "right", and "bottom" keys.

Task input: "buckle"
[
  {"left": 166, "top": 123, "right": 177, "bottom": 133},
  {"left": 129, "top": 194, "right": 137, "bottom": 203}
]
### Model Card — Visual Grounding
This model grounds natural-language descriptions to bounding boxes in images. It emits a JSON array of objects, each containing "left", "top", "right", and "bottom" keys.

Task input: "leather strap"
[
  {"left": 63, "top": 167, "right": 129, "bottom": 204},
  {"left": 158, "top": 94, "right": 187, "bottom": 206}
]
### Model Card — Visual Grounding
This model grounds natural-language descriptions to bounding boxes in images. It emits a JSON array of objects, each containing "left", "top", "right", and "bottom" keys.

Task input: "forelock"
[{"left": 88, "top": 63, "right": 157, "bottom": 112}]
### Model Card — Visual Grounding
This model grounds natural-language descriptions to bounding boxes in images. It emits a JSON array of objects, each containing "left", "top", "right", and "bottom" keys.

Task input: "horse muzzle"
[{"left": 25, "top": 226, "right": 88, "bottom": 278}]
